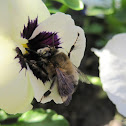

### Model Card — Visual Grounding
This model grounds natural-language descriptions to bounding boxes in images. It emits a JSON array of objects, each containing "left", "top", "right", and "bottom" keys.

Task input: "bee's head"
[{"left": 37, "top": 46, "right": 57, "bottom": 58}]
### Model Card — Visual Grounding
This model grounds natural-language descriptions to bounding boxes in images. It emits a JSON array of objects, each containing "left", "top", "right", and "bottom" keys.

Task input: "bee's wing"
[
  {"left": 77, "top": 69, "right": 91, "bottom": 84},
  {"left": 56, "top": 68, "right": 75, "bottom": 105},
  {"left": 62, "top": 95, "right": 72, "bottom": 106},
  {"left": 73, "top": 65, "right": 91, "bottom": 84}
]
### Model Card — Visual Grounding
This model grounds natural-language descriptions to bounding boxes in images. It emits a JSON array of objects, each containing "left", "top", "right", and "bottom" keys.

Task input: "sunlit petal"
[
  {"left": 0, "top": 1, "right": 10, "bottom": 36},
  {"left": 0, "top": 36, "right": 34, "bottom": 114},
  {"left": 0, "top": 0, "right": 50, "bottom": 43}
]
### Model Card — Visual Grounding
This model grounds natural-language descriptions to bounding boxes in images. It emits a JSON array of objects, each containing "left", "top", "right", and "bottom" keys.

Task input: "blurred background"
[{"left": 1, "top": 0, "right": 126, "bottom": 126}]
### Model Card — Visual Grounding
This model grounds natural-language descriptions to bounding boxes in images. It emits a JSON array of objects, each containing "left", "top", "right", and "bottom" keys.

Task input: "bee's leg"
[
  {"left": 27, "top": 60, "right": 49, "bottom": 83},
  {"left": 50, "top": 76, "right": 56, "bottom": 90},
  {"left": 68, "top": 33, "right": 79, "bottom": 58},
  {"left": 36, "top": 61, "right": 49, "bottom": 76},
  {"left": 40, "top": 90, "right": 51, "bottom": 102},
  {"left": 25, "top": 48, "right": 39, "bottom": 56},
  {"left": 39, "top": 76, "right": 56, "bottom": 103},
  {"left": 43, "top": 90, "right": 51, "bottom": 97}
]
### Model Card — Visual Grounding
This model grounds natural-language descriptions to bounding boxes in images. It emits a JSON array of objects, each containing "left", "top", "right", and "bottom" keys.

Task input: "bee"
[{"left": 15, "top": 33, "right": 90, "bottom": 106}]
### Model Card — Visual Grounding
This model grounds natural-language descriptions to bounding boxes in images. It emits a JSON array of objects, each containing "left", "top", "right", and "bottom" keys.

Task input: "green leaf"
[
  {"left": 18, "top": 109, "right": 47, "bottom": 123},
  {"left": 59, "top": 5, "right": 69, "bottom": 13},
  {"left": 64, "top": 0, "right": 84, "bottom": 10},
  {"left": 48, "top": 8, "right": 60, "bottom": 13},
  {"left": 55, "top": 0, "right": 84, "bottom": 10},
  {"left": 121, "top": 0, "right": 126, "bottom": 9},
  {"left": 17, "top": 109, "right": 69, "bottom": 126},
  {"left": 0, "top": 110, "right": 21, "bottom": 122},
  {"left": 0, "top": 110, "right": 8, "bottom": 121},
  {"left": 0, "top": 109, "right": 69, "bottom": 126},
  {"left": 87, "top": 76, "right": 102, "bottom": 87}
]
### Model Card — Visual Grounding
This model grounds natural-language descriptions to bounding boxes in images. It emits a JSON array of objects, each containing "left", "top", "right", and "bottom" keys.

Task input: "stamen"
[{"left": 22, "top": 44, "right": 28, "bottom": 48}]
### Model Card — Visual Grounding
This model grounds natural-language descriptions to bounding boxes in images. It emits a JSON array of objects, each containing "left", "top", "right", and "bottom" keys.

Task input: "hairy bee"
[{"left": 15, "top": 33, "right": 90, "bottom": 106}]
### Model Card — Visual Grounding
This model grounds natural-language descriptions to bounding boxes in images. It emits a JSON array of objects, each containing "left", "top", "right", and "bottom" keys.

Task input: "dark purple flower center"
[
  {"left": 21, "top": 17, "right": 38, "bottom": 40},
  {"left": 21, "top": 17, "right": 61, "bottom": 51},
  {"left": 15, "top": 17, "right": 61, "bottom": 82}
]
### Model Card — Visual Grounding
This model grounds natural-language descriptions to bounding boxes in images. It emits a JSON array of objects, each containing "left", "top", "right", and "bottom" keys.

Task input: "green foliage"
[
  {"left": 44, "top": 0, "right": 60, "bottom": 13},
  {"left": 95, "top": 39, "right": 107, "bottom": 47},
  {"left": 87, "top": 75, "right": 102, "bottom": 87},
  {"left": 44, "top": 0, "right": 84, "bottom": 13},
  {"left": 86, "top": 7, "right": 114, "bottom": 16},
  {"left": 115, "top": 9, "right": 126, "bottom": 22},
  {"left": 0, "top": 109, "right": 69, "bottom": 126},
  {"left": 84, "top": 22, "right": 104, "bottom": 34},
  {"left": 0, "top": 110, "right": 21, "bottom": 122},
  {"left": 121, "top": 0, "right": 126, "bottom": 9},
  {"left": 85, "top": 0, "right": 126, "bottom": 33},
  {"left": 0, "top": 110, "right": 8, "bottom": 121},
  {"left": 55, "top": 0, "right": 84, "bottom": 10},
  {"left": 87, "top": 76, "right": 107, "bottom": 98},
  {"left": 106, "top": 14, "right": 126, "bottom": 33},
  {"left": 83, "top": 0, "right": 126, "bottom": 48}
]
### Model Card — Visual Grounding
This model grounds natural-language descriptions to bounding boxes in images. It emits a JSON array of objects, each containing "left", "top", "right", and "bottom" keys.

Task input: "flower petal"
[
  {"left": 28, "top": 69, "right": 63, "bottom": 104},
  {"left": 93, "top": 33, "right": 126, "bottom": 117},
  {"left": 30, "top": 12, "right": 86, "bottom": 67},
  {"left": 107, "top": 92, "right": 126, "bottom": 117},
  {"left": 0, "top": 1, "right": 10, "bottom": 36},
  {"left": 0, "top": 0, "right": 50, "bottom": 43},
  {"left": 69, "top": 26, "right": 86, "bottom": 67},
  {"left": 104, "top": 33, "right": 126, "bottom": 59},
  {"left": 0, "top": 36, "right": 34, "bottom": 114}
]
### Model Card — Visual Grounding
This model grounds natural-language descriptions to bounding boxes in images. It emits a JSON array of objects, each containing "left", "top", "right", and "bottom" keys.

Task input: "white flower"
[
  {"left": 0, "top": 0, "right": 86, "bottom": 114},
  {"left": 93, "top": 33, "right": 126, "bottom": 117}
]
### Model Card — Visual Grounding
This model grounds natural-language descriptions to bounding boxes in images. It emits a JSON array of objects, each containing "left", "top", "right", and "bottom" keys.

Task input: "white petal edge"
[
  {"left": 31, "top": 12, "right": 86, "bottom": 67},
  {"left": 0, "top": 0, "right": 50, "bottom": 43},
  {"left": 107, "top": 92, "right": 126, "bottom": 117},
  {"left": 0, "top": 36, "right": 34, "bottom": 114},
  {"left": 93, "top": 33, "right": 126, "bottom": 117},
  {"left": 99, "top": 51, "right": 126, "bottom": 117},
  {"left": 104, "top": 33, "right": 126, "bottom": 60}
]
